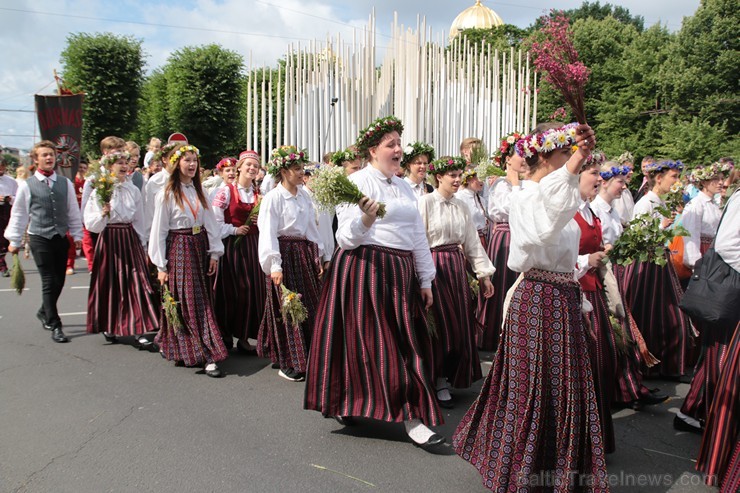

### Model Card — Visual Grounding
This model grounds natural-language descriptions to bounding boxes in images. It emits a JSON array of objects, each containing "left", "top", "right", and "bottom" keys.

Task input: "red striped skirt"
[
  {"left": 430, "top": 244, "right": 482, "bottom": 389},
  {"left": 454, "top": 268, "right": 608, "bottom": 492},
  {"left": 304, "top": 244, "right": 442, "bottom": 426},
  {"left": 697, "top": 323, "right": 740, "bottom": 488},
  {"left": 86, "top": 223, "right": 159, "bottom": 336},
  {"left": 583, "top": 289, "right": 617, "bottom": 454},
  {"left": 476, "top": 222, "right": 517, "bottom": 351},
  {"left": 0, "top": 203, "right": 10, "bottom": 254},
  {"left": 214, "top": 233, "right": 265, "bottom": 343},
  {"left": 155, "top": 229, "right": 228, "bottom": 366},
  {"left": 621, "top": 251, "right": 692, "bottom": 377},
  {"left": 257, "top": 236, "right": 321, "bottom": 373}
]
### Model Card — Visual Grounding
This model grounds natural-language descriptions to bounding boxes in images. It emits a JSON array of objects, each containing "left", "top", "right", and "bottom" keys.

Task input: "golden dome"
[{"left": 450, "top": 0, "right": 504, "bottom": 41}]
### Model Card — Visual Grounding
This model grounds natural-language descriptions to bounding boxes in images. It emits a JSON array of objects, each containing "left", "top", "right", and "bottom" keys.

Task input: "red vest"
[
  {"left": 574, "top": 210, "right": 603, "bottom": 292},
  {"left": 224, "top": 183, "right": 259, "bottom": 234}
]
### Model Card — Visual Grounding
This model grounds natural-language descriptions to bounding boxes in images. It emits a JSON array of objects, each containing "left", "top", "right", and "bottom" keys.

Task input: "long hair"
[{"left": 165, "top": 151, "right": 209, "bottom": 210}]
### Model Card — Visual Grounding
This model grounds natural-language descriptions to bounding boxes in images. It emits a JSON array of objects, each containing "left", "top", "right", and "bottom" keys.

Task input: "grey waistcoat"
[{"left": 26, "top": 175, "right": 69, "bottom": 239}]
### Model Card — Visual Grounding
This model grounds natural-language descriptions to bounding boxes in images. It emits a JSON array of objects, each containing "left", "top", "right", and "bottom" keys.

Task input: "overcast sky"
[{"left": 0, "top": 0, "right": 701, "bottom": 150}]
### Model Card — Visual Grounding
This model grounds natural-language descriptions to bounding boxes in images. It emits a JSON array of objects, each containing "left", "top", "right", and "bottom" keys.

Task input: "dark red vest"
[
  {"left": 574, "top": 209, "right": 603, "bottom": 292},
  {"left": 224, "top": 183, "right": 259, "bottom": 234}
]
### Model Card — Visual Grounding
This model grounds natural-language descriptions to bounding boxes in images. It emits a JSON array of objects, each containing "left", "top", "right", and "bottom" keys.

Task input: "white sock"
[
  {"left": 676, "top": 411, "right": 702, "bottom": 428},
  {"left": 404, "top": 419, "right": 435, "bottom": 444},
  {"left": 436, "top": 378, "right": 451, "bottom": 401},
  {"left": 205, "top": 363, "right": 217, "bottom": 372}
]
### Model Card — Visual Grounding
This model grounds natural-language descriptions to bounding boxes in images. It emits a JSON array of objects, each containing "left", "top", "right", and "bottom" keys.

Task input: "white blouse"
[
  {"left": 508, "top": 166, "right": 582, "bottom": 274},
  {"left": 0, "top": 175, "right": 18, "bottom": 204},
  {"left": 455, "top": 187, "right": 488, "bottom": 232},
  {"left": 681, "top": 192, "right": 721, "bottom": 268},
  {"left": 632, "top": 191, "right": 665, "bottom": 222},
  {"left": 715, "top": 190, "right": 739, "bottom": 272},
  {"left": 211, "top": 183, "right": 257, "bottom": 239},
  {"left": 148, "top": 183, "right": 224, "bottom": 272},
  {"left": 418, "top": 191, "right": 495, "bottom": 279},
  {"left": 487, "top": 177, "right": 521, "bottom": 223},
  {"left": 84, "top": 181, "right": 146, "bottom": 246},
  {"left": 404, "top": 177, "right": 427, "bottom": 200},
  {"left": 143, "top": 169, "right": 170, "bottom": 240},
  {"left": 304, "top": 186, "right": 336, "bottom": 263},
  {"left": 611, "top": 189, "right": 634, "bottom": 226},
  {"left": 591, "top": 194, "right": 623, "bottom": 247},
  {"left": 335, "top": 165, "right": 436, "bottom": 289},
  {"left": 257, "top": 183, "right": 324, "bottom": 274}
]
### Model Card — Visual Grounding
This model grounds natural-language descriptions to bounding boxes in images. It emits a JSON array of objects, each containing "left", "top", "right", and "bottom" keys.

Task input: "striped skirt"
[
  {"left": 454, "top": 269, "right": 608, "bottom": 492},
  {"left": 155, "top": 229, "right": 228, "bottom": 366},
  {"left": 86, "top": 223, "right": 159, "bottom": 336},
  {"left": 697, "top": 323, "right": 740, "bottom": 488},
  {"left": 304, "top": 244, "right": 442, "bottom": 426},
  {"left": 430, "top": 244, "right": 482, "bottom": 389},
  {"left": 214, "top": 233, "right": 265, "bottom": 343},
  {"left": 0, "top": 203, "right": 10, "bottom": 254},
  {"left": 476, "top": 222, "right": 517, "bottom": 351},
  {"left": 621, "top": 251, "right": 692, "bottom": 377},
  {"left": 583, "top": 289, "right": 617, "bottom": 454},
  {"left": 257, "top": 236, "right": 321, "bottom": 373}
]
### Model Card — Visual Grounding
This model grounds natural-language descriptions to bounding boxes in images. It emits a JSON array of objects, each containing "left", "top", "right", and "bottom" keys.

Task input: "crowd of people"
[{"left": 0, "top": 118, "right": 737, "bottom": 492}]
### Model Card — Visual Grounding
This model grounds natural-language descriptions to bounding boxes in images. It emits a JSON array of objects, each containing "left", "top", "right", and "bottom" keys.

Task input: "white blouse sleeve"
[
  {"left": 412, "top": 213, "right": 435, "bottom": 289},
  {"left": 148, "top": 190, "right": 171, "bottom": 272},
  {"left": 681, "top": 201, "right": 703, "bottom": 268},
  {"left": 83, "top": 190, "right": 109, "bottom": 234},
  {"left": 488, "top": 179, "right": 517, "bottom": 221},
  {"left": 257, "top": 191, "right": 283, "bottom": 274},
  {"left": 132, "top": 189, "right": 147, "bottom": 247},
  {"left": 211, "top": 186, "right": 237, "bottom": 239},
  {"left": 303, "top": 194, "right": 325, "bottom": 259},
  {"left": 203, "top": 202, "right": 224, "bottom": 261},
  {"left": 461, "top": 205, "right": 495, "bottom": 278}
]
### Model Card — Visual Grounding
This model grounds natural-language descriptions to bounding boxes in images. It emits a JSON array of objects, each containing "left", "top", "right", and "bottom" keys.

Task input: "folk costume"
[{"left": 0, "top": 171, "right": 18, "bottom": 275}]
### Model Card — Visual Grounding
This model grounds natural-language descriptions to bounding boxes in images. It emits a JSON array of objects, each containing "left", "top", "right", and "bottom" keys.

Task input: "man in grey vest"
[{"left": 5, "top": 141, "right": 83, "bottom": 342}]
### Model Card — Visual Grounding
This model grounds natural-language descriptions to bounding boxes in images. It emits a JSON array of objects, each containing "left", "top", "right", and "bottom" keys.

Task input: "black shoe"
[
  {"left": 205, "top": 366, "right": 224, "bottom": 378},
  {"left": 102, "top": 332, "right": 118, "bottom": 344},
  {"left": 412, "top": 433, "right": 446, "bottom": 452},
  {"left": 1, "top": 269, "right": 9, "bottom": 278},
  {"left": 278, "top": 368, "right": 305, "bottom": 382},
  {"left": 437, "top": 398, "right": 454, "bottom": 409},
  {"left": 136, "top": 336, "right": 153, "bottom": 350},
  {"left": 638, "top": 391, "right": 670, "bottom": 406},
  {"left": 673, "top": 415, "right": 703, "bottom": 434},
  {"left": 271, "top": 362, "right": 281, "bottom": 369},
  {"left": 36, "top": 310, "right": 51, "bottom": 330},
  {"left": 51, "top": 327, "right": 69, "bottom": 343},
  {"left": 235, "top": 340, "right": 257, "bottom": 355},
  {"left": 333, "top": 416, "right": 357, "bottom": 426}
]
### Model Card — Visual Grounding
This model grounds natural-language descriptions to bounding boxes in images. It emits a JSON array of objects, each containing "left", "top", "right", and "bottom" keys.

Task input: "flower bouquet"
[
  {"left": 11, "top": 254, "right": 24, "bottom": 295},
  {"left": 280, "top": 285, "right": 308, "bottom": 327},
  {"left": 86, "top": 165, "right": 118, "bottom": 217},
  {"left": 608, "top": 212, "right": 688, "bottom": 267},
  {"left": 467, "top": 272, "right": 480, "bottom": 299},
  {"left": 162, "top": 285, "right": 186, "bottom": 334},
  {"left": 310, "top": 165, "right": 387, "bottom": 218},
  {"left": 470, "top": 143, "right": 506, "bottom": 180},
  {"left": 661, "top": 182, "right": 685, "bottom": 213}
]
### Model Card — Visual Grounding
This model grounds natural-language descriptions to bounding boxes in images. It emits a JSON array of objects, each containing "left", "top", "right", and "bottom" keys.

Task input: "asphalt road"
[{"left": 0, "top": 255, "right": 718, "bottom": 493}]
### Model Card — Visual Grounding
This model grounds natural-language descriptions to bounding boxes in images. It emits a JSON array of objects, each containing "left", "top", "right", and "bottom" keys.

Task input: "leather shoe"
[
  {"left": 412, "top": 433, "right": 446, "bottom": 452},
  {"left": 102, "top": 332, "right": 118, "bottom": 344},
  {"left": 333, "top": 416, "right": 357, "bottom": 426},
  {"left": 637, "top": 391, "right": 670, "bottom": 406},
  {"left": 205, "top": 366, "right": 224, "bottom": 378},
  {"left": 673, "top": 415, "right": 703, "bottom": 434},
  {"left": 37, "top": 310, "right": 52, "bottom": 330},
  {"left": 437, "top": 398, "right": 454, "bottom": 409},
  {"left": 51, "top": 327, "right": 69, "bottom": 343}
]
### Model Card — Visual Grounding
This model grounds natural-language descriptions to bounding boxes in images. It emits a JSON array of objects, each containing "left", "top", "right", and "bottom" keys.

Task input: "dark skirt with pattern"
[
  {"left": 476, "top": 223, "right": 517, "bottom": 351},
  {"left": 86, "top": 224, "right": 160, "bottom": 336},
  {"left": 257, "top": 236, "right": 321, "bottom": 373},
  {"left": 697, "top": 323, "right": 740, "bottom": 488},
  {"left": 621, "top": 251, "right": 692, "bottom": 377},
  {"left": 685, "top": 237, "right": 714, "bottom": 368},
  {"left": 453, "top": 269, "right": 608, "bottom": 492},
  {"left": 304, "top": 244, "right": 442, "bottom": 426},
  {"left": 583, "top": 289, "right": 617, "bottom": 454},
  {"left": 430, "top": 244, "right": 482, "bottom": 389},
  {"left": 214, "top": 233, "right": 265, "bottom": 343},
  {"left": 0, "top": 203, "right": 10, "bottom": 270},
  {"left": 155, "top": 229, "right": 228, "bottom": 366}
]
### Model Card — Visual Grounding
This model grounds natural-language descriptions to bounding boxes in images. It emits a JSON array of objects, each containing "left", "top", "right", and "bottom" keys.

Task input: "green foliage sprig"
[
  {"left": 310, "top": 165, "right": 387, "bottom": 218},
  {"left": 280, "top": 285, "right": 308, "bottom": 327},
  {"left": 162, "top": 285, "right": 186, "bottom": 334},
  {"left": 608, "top": 211, "right": 688, "bottom": 266},
  {"left": 11, "top": 254, "right": 24, "bottom": 295}
]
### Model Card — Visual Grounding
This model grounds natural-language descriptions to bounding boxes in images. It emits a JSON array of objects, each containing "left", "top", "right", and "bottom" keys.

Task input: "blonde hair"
[
  {"left": 100, "top": 136, "right": 126, "bottom": 155},
  {"left": 460, "top": 137, "right": 482, "bottom": 155},
  {"left": 15, "top": 166, "right": 30, "bottom": 180},
  {"left": 147, "top": 137, "right": 161, "bottom": 151},
  {"left": 30, "top": 140, "right": 57, "bottom": 160},
  {"left": 125, "top": 141, "right": 140, "bottom": 153}
]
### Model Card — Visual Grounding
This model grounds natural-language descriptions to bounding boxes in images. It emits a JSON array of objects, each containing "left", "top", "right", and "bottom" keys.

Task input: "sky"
[{"left": 0, "top": 0, "right": 701, "bottom": 151}]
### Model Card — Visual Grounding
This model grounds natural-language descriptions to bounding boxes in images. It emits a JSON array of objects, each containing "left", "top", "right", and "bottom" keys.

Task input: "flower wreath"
[
  {"left": 216, "top": 157, "right": 238, "bottom": 171},
  {"left": 169, "top": 145, "right": 201, "bottom": 166},
  {"left": 514, "top": 123, "right": 578, "bottom": 158},
  {"left": 461, "top": 168, "right": 478, "bottom": 186},
  {"left": 99, "top": 151, "right": 131, "bottom": 167},
  {"left": 402, "top": 141, "right": 435, "bottom": 168},
  {"left": 330, "top": 148, "right": 359, "bottom": 167},
  {"left": 428, "top": 156, "right": 466, "bottom": 175},
  {"left": 355, "top": 116, "right": 404, "bottom": 154},
  {"left": 600, "top": 165, "right": 631, "bottom": 181},
  {"left": 644, "top": 160, "right": 683, "bottom": 175},
  {"left": 493, "top": 132, "right": 523, "bottom": 166},
  {"left": 688, "top": 163, "right": 721, "bottom": 184},
  {"left": 581, "top": 150, "right": 606, "bottom": 171},
  {"left": 716, "top": 160, "right": 734, "bottom": 174},
  {"left": 266, "top": 145, "right": 309, "bottom": 177},
  {"left": 616, "top": 151, "right": 634, "bottom": 165},
  {"left": 154, "top": 143, "right": 180, "bottom": 163},
  {"left": 303, "top": 162, "right": 322, "bottom": 175}
]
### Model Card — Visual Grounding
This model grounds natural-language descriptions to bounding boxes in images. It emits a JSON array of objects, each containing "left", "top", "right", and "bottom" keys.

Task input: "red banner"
[{"left": 34, "top": 94, "right": 84, "bottom": 180}]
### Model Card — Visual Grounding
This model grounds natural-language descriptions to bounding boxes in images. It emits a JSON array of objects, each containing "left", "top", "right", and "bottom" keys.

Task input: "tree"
[
  {"left": 659, "top": 117, "right": 737, "bottom": 164},
  {"left": 559, "top": 1, "right": 645, "bottom": 32},
  {"left": 60, "top": 33, "right": 145, "bottom": 156},
  {"left": 454, "top": 25, "right": 531, "bottom": 52},
  {"left": 2, "top": 154, "right": 19, "bottom": 170},
  {"left": 135, "top": 69, "right": 170, "bottom": 145},
  {"left": 164, "top": 44, "right": 246, "bottom": 166}
]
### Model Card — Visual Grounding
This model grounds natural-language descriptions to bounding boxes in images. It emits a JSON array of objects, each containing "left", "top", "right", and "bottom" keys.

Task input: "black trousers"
[{"left": 29, "top": 234, "right": 69, "bottom": 329}]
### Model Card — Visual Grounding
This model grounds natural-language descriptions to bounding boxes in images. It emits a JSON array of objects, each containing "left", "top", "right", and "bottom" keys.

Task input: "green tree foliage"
[
  {"left": 659, "top": 117, "right": 736, "bottom": 164},
  {"left": 135, "top": 69, "right": 170, "bottom": 145},
  {"left": 454, "top": 25, "right": 531, "bottom": 52},
  {"left": 559, "top": 1, "right": 645, "bottom": 32},
  {"left": 2, "top": 154, "right": 19, "bottom": 170},
  {"left": 60, "top": 33, "right": 144, "bottom": 156},
  {"left": 165, "top": 44, "right": 246, "bottom": 166}
]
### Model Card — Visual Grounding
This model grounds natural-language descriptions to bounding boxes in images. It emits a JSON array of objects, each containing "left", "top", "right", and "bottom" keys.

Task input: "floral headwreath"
[
  {"left": 716, "top": 160, "right": 734, "bottom": 174},
  {"left": 402, "top": 142, "right": 435, "bottom": 168},
  {"left": 581, "top": 150, "right": 606, "bottom": 171},
  {"left": 688, "top": 163, "right": 722, "bottom": 184},
  {"left": 616, "top": 151, "right": 634, "bottom": 165},
  {"left": 514, "top": 123, "right": 579, "bottom": 158},
  {"left": 169, "top": 145, "right": 201, "bottom": 166},
  {"left": 154, "top": 143, "right": 180, "bottom": 163},
  {"left": 267, "top": 145, "right": 309, "bottom": 177},
  {"left": 428, "top": 156, "right": 466, "bottom": 175},
  {"left": 461, "top": 168, "right": 478, "bottom": 185},
  {"left": 644, "top": 160, "right": 683, "bottom": 175},
  {"left": 303, "top": 162, "right": 322, "bottom": 175},
  {"left": 99, "top": 151, "right": 131, "bottom": 168},
  {"left": 216, "top": 157, "right": 237, "bottom": 171},
  {"left": 600, "top": 165, "right": 631, "bottom": 181},
  {"left": 330, "top": 148, "right": 359, "bottom": 167},
  {"left": 355, "top": 116, "right": 404, "bottom": 154},
  {"left": 493, "top": 132, "right": 523, "bottom": 166}
]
